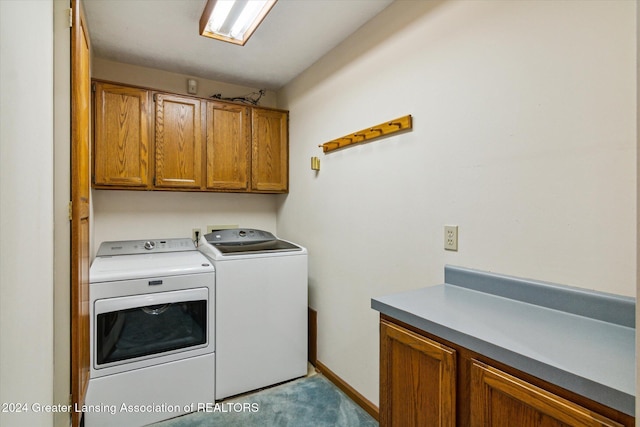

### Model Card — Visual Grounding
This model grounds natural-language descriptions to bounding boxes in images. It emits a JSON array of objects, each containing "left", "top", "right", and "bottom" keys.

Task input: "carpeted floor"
[{"left": 150, "top": 374, "right": 378, "bottom": 427}]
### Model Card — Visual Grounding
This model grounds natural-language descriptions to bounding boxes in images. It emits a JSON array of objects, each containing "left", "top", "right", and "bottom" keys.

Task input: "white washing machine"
[
  {"left": 198, "top": 229, "right": 308, "bottom": 400},
  {"left": 86, "top": 238, "right": 215, "bottom": 427}
]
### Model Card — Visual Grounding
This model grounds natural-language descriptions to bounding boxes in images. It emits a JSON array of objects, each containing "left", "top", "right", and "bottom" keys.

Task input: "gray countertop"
[{"left": 371, "top": 265, "right": 635, "bottom": 416}]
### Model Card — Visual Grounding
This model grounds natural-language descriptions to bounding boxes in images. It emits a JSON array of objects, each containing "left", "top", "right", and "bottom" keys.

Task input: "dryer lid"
[{"left": 90, "top": 251, "right": 214, "bottom": 283}]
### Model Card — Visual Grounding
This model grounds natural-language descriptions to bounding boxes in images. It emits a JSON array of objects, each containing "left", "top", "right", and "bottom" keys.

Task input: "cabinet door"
[
  {"left": 380, "top": 320, "right": 456, "bottom": 427},
  {"left": 206, "top": 102, "right": 250, "bottom": 190},
  {"left": 155, "top": 94, "right": 203, "bottom": 189},
  {"left": 251, "top": 108, "right": 288, "bottom": 192},
  {"left": 93, "top": 83, "right": 150, "bottom": 187},
  {"left": 470, "top": 361, "right": 622, "bottom": 427}
]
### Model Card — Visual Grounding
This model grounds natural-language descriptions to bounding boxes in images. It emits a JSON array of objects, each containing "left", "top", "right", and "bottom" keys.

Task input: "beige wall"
[
  {"left": 92, "top": 190, "right": 278, "bottom": 252},
  {"left": 53, "top": 0, "right": 71, "bottom": 425},
  {"left": 277, "top": 0, "right": 636, "bottom": 406},
  {"left": 90, "top": 60, "right": 280, "bottom": 255},
  {"left": 0, "top": 2, "right": 635, "bottom": 425},
  {"left": 636, "top": 0, "right": 639, "bottom": 422},
  {"left": 0, "top": 1, "right": 55, "bottom": 426},
  {"left": 93, "top": 58, "right": 278, "bottom": 108}
]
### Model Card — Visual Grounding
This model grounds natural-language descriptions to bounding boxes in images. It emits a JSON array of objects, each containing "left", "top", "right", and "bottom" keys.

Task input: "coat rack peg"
[{"left": 318, "top": 115, "right": 412, "bottom": 153}]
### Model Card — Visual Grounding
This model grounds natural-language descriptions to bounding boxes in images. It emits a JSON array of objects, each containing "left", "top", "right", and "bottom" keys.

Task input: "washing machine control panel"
[{"left": 204, "top": 228, "right": 276, "bottom": 244}]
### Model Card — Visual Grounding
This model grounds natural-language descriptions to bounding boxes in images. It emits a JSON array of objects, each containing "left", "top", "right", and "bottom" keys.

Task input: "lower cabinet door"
[
  {"left": 380, "top": 320, "right": 456, "bottom": 427},
  {"left": 470, "top": 360, "right": 623, "bottom": 427}
]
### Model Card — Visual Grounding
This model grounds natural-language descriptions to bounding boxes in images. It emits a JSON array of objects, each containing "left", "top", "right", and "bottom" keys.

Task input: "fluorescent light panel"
[{"left": 200, "top": 0, "right": 277, "bottom": 46}]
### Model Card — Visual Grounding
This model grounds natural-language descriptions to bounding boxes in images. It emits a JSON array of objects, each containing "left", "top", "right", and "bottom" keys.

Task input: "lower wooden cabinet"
[
  {"left": 379, "top": 317, "right": 633, "bottom": 427},
  {"left": 380, "top": 320, "right": 456, "bottom": 427},
  {"left": 470, "top": 361, "right": 623, "bottom": 427}
]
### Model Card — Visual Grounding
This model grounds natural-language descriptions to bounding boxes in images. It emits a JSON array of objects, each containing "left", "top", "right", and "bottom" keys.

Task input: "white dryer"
[
  {"left": 86, "top": 238, "right": 215, "bottom": 426},
  {"left": 198, "top": 229, "right": 308, "bottom": 400}
]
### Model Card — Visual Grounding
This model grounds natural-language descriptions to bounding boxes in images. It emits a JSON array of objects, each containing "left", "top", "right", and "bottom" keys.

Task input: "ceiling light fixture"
[{"left": 200, "top": 0, "right": 277, "bottom": 46}]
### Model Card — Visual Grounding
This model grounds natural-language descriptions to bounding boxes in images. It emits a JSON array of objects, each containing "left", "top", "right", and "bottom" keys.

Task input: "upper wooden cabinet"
[
  {"left": 92, "top": 80, "right": 289, "bottom": 193},
  {"left": 206, "top": 101, "right": 251, "bottom": 191},
  {"left": 93, "top": 82, "right": 150, "bottom": 187},
  {"left": 251, "top": 108, "right": 288, "bottom": 192},
  {"left": 154, "top": 93, "right": 204, "bottom": 189}
]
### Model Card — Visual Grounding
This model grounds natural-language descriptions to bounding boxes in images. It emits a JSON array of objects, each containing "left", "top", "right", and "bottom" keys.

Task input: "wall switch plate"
[{"left": 444, "top": 225, "right": 458, "bottom": 251}]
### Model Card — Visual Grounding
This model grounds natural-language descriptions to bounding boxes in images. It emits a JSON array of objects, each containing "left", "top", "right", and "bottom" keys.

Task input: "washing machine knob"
[{"left": 144, "top": 241, "right": 155, "bottom": 250}]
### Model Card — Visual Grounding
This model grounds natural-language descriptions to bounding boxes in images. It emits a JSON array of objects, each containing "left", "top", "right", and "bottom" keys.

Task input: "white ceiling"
[{"left": 83, "top": 0, "right": 394, "bottom": 90}]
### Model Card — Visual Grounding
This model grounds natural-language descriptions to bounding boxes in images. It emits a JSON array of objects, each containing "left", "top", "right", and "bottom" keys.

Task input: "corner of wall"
[{"left": 53, "top": 0, "right": 72, "bottom": 425}]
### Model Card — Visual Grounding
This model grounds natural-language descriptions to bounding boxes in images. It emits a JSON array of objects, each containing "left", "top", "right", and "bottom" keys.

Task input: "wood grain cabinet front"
[
  {"left": 154, "top": 93, "right": 204, "bottom": 189},
  {"left": 93, "top": 82, "right": 150, "bottom": 188},
  {"left": 251, "top": 107, "right": 288, "bottom": 192},
  {"left": 205, "top": 101, "right": 251, "bottom": 191},
  {"left": 379, "top": 317, "right": 633, "bottom": 427},
  {"left": 92, "top": 80, "right": 289, "bottom": 193},
  {"left": 380, "top": 320, "right": 456, "bottom": 427},
  {"left": 470, "top": 361, "right": 623, "bottom": 427}
]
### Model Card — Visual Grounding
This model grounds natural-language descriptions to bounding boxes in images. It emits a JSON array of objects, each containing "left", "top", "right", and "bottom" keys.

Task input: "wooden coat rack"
[{"left": 318, "top": 115, "right": 412, "bottom": 153}]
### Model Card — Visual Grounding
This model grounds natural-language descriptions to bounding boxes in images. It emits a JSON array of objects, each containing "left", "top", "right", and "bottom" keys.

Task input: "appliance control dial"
[
  {"left": 238, "top": 230, "right": 247, "bottom": 237},
  {"left": 143, "top": 241, "right": 156, "bottom": 250}
]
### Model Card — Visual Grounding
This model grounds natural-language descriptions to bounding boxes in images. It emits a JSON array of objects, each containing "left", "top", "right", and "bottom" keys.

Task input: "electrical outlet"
[
  {"left": 192, "top": 228, "right": 201, "bottom": 242},
  {"left": 444, "top": 225, "right": 458, "bottom": 251}
]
